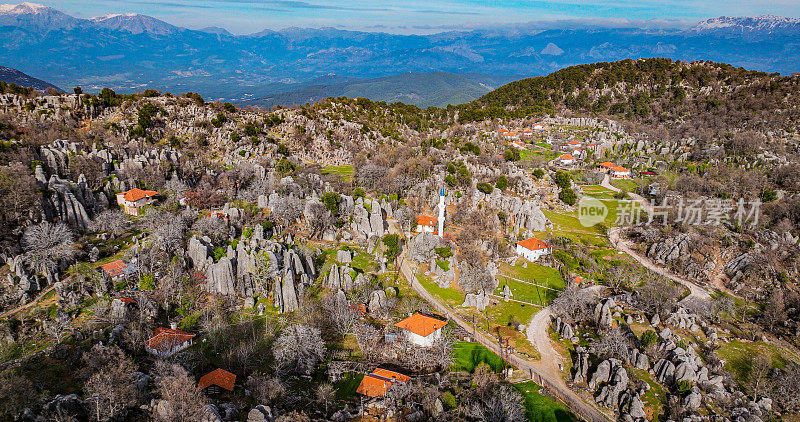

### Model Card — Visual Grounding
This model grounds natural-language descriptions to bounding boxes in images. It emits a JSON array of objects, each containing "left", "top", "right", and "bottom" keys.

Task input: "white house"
[
  {"left": 515, "top": 237, "right": 552, "bottom": 262},
  {"left": 116, "top": 188, "right": 158, "bottom": 216},
  {"left": 395, "top": 313, "right": 447, "bottom": 347},
  {"left": 558, "top": 154, "right": 575, "bottom": 166},
  {"left": 416, "top": 215, "right": 437, "bottom": 233},
  {"left": 611, "top": 165, "right": 631, "bottom": 179}
]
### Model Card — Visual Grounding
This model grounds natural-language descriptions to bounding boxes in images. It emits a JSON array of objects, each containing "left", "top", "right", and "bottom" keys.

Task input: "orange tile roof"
[
  {"left": 503, "top": 132, "right": 516, "bottom": 137},
  {"left": 198, "top": 368, "right": 236, "bottom": 392},
  {"left": 356, "top": 369, "right": 410, "bottom": 397},
  {"left": 568, "top": 140, "right": 581, "bottom": 145},
  {"left": 559, "top": 154, "right": 574, "bottom": 160},
  {"left": 516, "top": 237, "right": 551, "bottom": 252},
  {"left": 395, "top": 313, "right": 447, "bottom": 337},
  {"left": 371, "top": 368, "right": 411, "bottom": 383},
  {"left": 145, "top": 328, "right": 195, "bottom": 353},
  {"left": 498, "top": 128, "right": 509, "bottom": 133},
  {"left": 121, "top": 188, "right": 158, "bottom": 202},
  {"left": 101, "top": 259, "right": 127, "bottom": 277},
  {"left": 417, "top": 215, "right": 437, "bottom": 227},
  {"left": 118, "top": 297, "right": 137, "bottom": 304},
  {"left": 611, "top": 165, "right": 629, "bottom": 172},
  {"left": 598, "top": 161, "right": 616, "bottom": 168}
]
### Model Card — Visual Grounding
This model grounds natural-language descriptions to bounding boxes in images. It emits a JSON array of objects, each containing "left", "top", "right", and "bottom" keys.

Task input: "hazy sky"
[{"left": 29, "top": 0, "right": 800, "bottom": 34}]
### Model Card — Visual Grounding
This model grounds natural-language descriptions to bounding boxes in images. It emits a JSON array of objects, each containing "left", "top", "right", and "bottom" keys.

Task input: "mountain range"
[
  {"left": 0, "top": 65, "right": 61, "bottom": 91},
  {"left": 1, "top": 3, "right": 799, "bottom": 107}
]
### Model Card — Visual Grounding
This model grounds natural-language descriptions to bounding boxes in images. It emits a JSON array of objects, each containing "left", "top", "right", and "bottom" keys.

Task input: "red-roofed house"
[
  {"left": 198, "top": 369, "right": 236, "bottom": 395},
  {"left": 116, "top": 188, "right": 158, "bottom": 216},
  {"left": 415, "top": 215, "right": 437, "bottom": 233},
  {"left": 395, "top": 313, "right": 447, "bottom": 347},
  {"left": 503, "top": 132, "right": 518, "bottom": 140},
  {"left": 144, "top": 327, "right": 196, "bottom": 357},
  {"left": 610, "top": 165, "right": 631, "bottom": 179},
  {"left": 515, "top": 237, "right": 552, "bottom": 262},
  {"left": 100, "top": 259, "right": 128, "bottom": 280},
  {"left": 558, "top": 154, "right": 575, "bottom": 165},
  {"left": 356, "top": 368, "right": 410, "bottom": 398}
]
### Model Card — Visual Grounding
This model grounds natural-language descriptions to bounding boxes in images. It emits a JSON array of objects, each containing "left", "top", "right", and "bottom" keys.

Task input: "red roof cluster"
[
  {"left": 198, "top": 368, "right": 236, "bottom": 392},
  {"left": 395, "top": 313, "right": 447, "bottom": 337}
]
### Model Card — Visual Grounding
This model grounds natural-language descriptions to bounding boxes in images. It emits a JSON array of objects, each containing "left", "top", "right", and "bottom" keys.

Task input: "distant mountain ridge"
[
  {"left": 1, "top": 2, "right": 799, "bottom": 107},
  {"left": 244, "top": 72, "right": 518, "bottom": 108},
  {"left": 0, "top": 65, "right": 61, "bottom": 91}
]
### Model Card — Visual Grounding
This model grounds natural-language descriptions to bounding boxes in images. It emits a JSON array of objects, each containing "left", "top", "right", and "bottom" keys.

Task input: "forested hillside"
[{"left": 461, "top": 58, "right": 800, "bottom": 143}]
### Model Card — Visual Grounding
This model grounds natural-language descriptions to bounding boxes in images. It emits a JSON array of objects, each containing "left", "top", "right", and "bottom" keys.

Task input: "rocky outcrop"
[
  {"left": 572, "top": 347, "right": 589, "bottom": 383},
  {"left": 205, "top": 258, "right": 237, "bottom": 295},
  {"left": 646, "top": 233, "right": 690, "bottom": 265},
  {"left": 462, "top": 290, "right": 490, "bottom": 310},
  {"left": 593, "top": 359, "right": 628, "bottom": 408},
  {"left": 594, "top": 298, "right": 615, "bottom": 329},
  {"left": 247, "top": 405, "right": 273, "bottom": 422}
]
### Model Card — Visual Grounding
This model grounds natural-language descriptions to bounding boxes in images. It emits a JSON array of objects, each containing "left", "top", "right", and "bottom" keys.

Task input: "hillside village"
[{"left": 0, "top": 59, "right": 798, "bottom": 422}]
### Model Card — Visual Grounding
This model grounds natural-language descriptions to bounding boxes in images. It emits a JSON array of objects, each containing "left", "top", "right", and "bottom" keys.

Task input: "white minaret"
[{"left": 437, "top": 187, "right": 446, "bottom": 238}]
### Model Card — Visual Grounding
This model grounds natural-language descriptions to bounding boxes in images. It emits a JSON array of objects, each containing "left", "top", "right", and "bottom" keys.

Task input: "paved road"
[{"left": 395, "top": 249, "right": 611, "bottom": 422}]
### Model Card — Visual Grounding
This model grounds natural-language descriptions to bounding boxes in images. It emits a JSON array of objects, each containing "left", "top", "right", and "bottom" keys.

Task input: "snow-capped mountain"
[
  {"left": 0, "top": 2, "right": 81, "bottom": 31},
  {"left": 89, "top": 13, "right": 180, "bottom": 36},
  {"left": 694, "top": 15, "right": 800, "bottom": 35}
]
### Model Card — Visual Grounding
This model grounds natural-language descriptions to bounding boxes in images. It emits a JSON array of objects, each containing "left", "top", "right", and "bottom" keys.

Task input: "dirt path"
[
  {"left": 0, "top": 285, "right": 56, "bottom": 318},
  {"left": 608, "top": 227, "right": 711, "bottom": 303}
]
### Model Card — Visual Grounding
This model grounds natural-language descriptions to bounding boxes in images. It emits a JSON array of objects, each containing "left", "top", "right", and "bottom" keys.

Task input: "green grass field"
[
  {"left": 451, "top": 341, "right": 507, "bottom": 373},
  {"left": 495, "top": 263, "right": 564, "bottom": 306},
  {"left": 717, "top": 339, "right": 800, "bottom": 388},
  {"left": 514, "top": 381, "right": 576, "bottom": 422},
  {"left": 609, "top": 178, "right": 640, "bottom": 192},
  {"left": 580, "top": 185, "right": 616, "bottom": 199},
  {"left": 416, "top": 274, "right": 464, "bottom": 306},
  {"left": 333, "top": 373, "right": 363, "bottom": 400},
  {"left": 322, "top": 165, "right": 354, "bottom": 181}
]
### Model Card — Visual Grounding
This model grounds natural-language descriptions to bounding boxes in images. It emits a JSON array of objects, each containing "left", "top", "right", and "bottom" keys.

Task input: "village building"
[
  {"left": 566, "top": 140, "right": 581, "bottom": 149},
  {"left": 395, "top": 313, "right": 447, "bottom": 347},
  {"left": 508, "top": 140, "right": 526, "bottom": 149},
  {"left": 100, "top": 259, "right": 136, "bottom": 280},
  {"left": 515, "top": 237, "right": 552, "bottom": 262},
  {"left": 116, "top": 188, "right": 158, "bottom": 216},
  {"left": 197, "top": 368, "right": 236, "bottom": 395},
  {"left": 558, "top": 154, "right": 576, "bottom": 166},
  {"left": 356, "top": 368, "right": 411, "bottom": 398},
  {"left": 144, "top": 327, "right": 196, "bottom": 357},
  {"left": 415, "top": 215, "right": 437, "bottom": 233},
  {"left": 610, "top": 165, "right": 631, "bottom": 179},
  {"left": 521, "top": 129, "right": 533, "bottom": 137},
  {"left": 502, "top": 131, "right": 519, "bottom": 140}
]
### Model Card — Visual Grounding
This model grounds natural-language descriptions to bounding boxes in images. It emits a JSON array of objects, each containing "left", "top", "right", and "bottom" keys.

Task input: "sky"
[{"left": 29, "top": 0, "right": 800, "bottom": 34}]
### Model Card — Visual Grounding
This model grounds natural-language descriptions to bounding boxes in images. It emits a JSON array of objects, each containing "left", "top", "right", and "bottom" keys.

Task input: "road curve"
[
  {"left": 395, "top": 251, "right": 611, "bottom": 422},
  {"left": 608, "top": 227, "right": 711, "bottom": 303}
]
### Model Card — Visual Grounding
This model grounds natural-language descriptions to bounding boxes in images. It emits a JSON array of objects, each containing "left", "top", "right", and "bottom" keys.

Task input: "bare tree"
[
  {"left": 322, "top": 292, "right": 356, "bottom": 337},
  {"left": 152, "top": 361, "right": 206, "bottom": 422},
  {"left": 635, "top": 278, "right": 682, "bottom": 318},
  {"left": 459, "top": 263, "right": 497, "bottom": 294},
  {"left": 21, "top": 221, "right": 77, "bottom": 283},
  {"left": 315, "top": 383, "right": 335, "bottom": 416},
  {"left": 273, "top": 324, "right": 326, "bottom": 375},
  {"left": 89, "top": 209, "right": 129, "bottom": 236},
  {"left": 153, "top": 215, "right": 188, "bottom": 255},
  {"left": 304, "top": 200, "right": 333, "bottom": 239},
  {"left": 761, "top": 289, "right": 787, "bottom": 331},
  {"left": 0, "top": 368, "right": 36, "bottom": 419},
  {"left": 190, "top": 217, "right": 229, "bottom": 244},
  {"left": 271, "top": 196, "right": 303, "bottom": 227},
  {"left": 550, "top": 284, "right": 597, "bottom": 324},
  {"left": 246, "top": 372, "right": 285, "bottom": 405},
  {"left": 82, "top": 345, "right": 138, "bottom": 421}
]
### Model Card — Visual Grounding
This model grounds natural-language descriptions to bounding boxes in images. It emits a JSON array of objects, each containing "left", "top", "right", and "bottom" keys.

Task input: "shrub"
[
  {"left": 503, "top": 148, "right": 520, "bottom": 161},
  {"left": 477, "top": 182, "right": 493, "bottom": 194},
  {"left": 495, "top": 175, "right": 508, "bottom": 190},
  {"left": 352, "top": 187, "right": 366, "bottom": 199},
  {"left": 321, "top": 192, "right": 341, "bottom": 214},
  {"left": 138, "top": 273, "right": 156, "bottom": 290},
  {"left": 559, "top": 188, "right": 577, "bottom": 205},
  {"left": 382, "top": 234, "right": 401, "bottom": 262},
  {"left": 213, "top": 246, "right": 227, "bottom": 262},
  {"left": 555, "top": 171, "right": 572, "bottom": 189},
  {"left": 676, "top": 380, "right": 693, "bottom": 396},
  {"left": 243, "top": 227, "right": 254, "bottom": 238},
  {"left": 533, "top": 168, "right": 546, "bottom": 179},
  {"left": 435, "top": 247, "right": 452, "bottom": 259},
  {"left": 441, "top": 392, "right": 457, "bottom": 410},
  {"left": 179, "top": 314, "right": 199, "bottom": 331},
  {"left": 444, "top": 174, "right": 457, "bottom": 187},
  {"left": 640, "top": 330, "right": 658, "bottom": 348}
]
